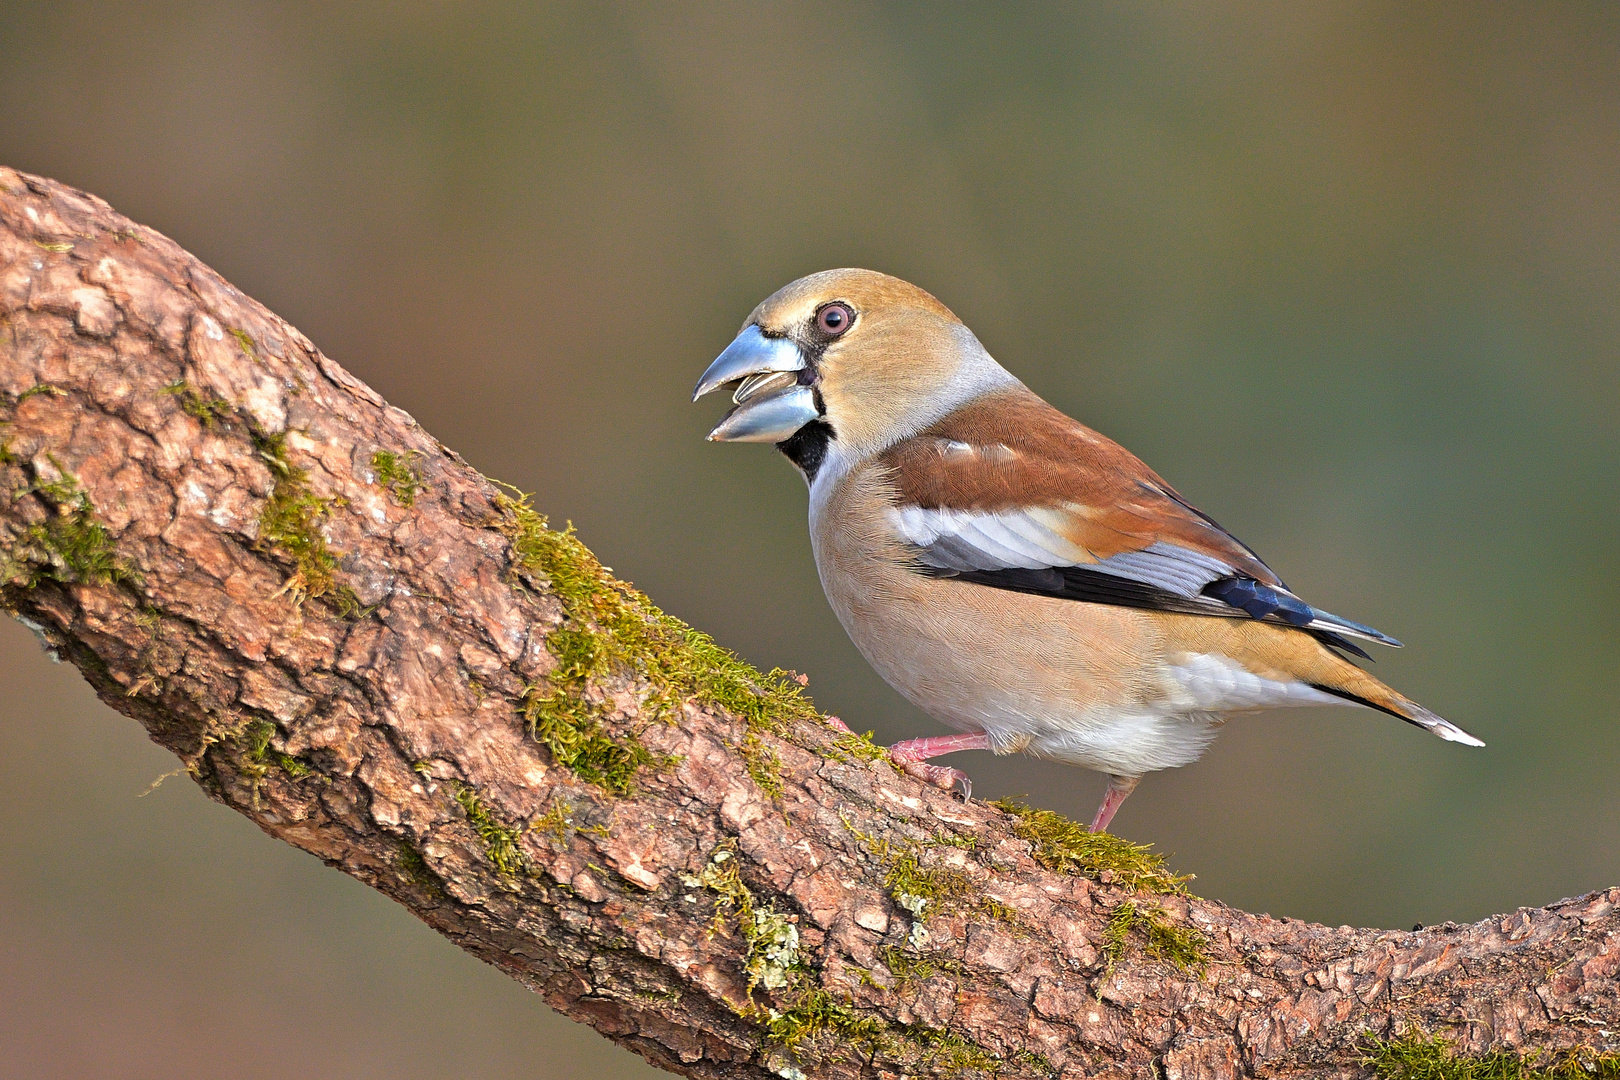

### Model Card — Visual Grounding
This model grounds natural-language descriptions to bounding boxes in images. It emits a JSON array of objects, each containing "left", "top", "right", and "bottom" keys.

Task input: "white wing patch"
[
  {"left": 887, "top": 485, "right": 1403, "bottom": 649},
  {"left": 887, "top": 503, "right": 1235, "bottom": 595},
  {"left": 889, "top": 505, "right": 1089, "bottom": 570},
  {"left": 933, "top": 438, "right": 1014, "bottom": 462}
]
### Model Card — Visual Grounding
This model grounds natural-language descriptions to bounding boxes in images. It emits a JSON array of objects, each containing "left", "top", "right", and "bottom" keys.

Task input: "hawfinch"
[{"left": 693, "top": 269, "right": 1482, "bottom": 832}]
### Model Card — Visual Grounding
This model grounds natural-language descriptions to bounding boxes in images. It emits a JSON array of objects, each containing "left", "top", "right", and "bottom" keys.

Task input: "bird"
[{"left": 691, "top": 268, "right": 1483, "bottom": 832}]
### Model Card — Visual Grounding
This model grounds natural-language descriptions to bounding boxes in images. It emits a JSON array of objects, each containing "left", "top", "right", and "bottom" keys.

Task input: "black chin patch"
[{"left": 777, "top": 421, "right": 834, "bottom": 484}]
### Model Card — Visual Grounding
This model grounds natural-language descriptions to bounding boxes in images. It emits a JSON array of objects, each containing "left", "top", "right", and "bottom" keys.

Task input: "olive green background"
[{"left": 2, "top": 3, "right": 1616, "bottom": 1077}]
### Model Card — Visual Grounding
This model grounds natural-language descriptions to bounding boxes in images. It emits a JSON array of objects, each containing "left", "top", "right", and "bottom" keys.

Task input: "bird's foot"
[
  {"left": 824, "top": 715, "right": 855, "bottom": 735},
  {"left": 897, "top": 760, "right": 973, "bottom": 801},
  {"left": 886, "top": 732, "right": 990, "bottom": 802}
]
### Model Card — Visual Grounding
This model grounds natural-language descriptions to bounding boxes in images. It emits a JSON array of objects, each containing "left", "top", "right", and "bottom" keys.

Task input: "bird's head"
[{"left": 693, "top": 269, "right": 1016, "bottom": 472}]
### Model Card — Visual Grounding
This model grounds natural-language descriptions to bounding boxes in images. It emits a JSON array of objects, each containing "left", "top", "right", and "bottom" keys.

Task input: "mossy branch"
[
  {"left": 253, "top": 431, "right": 363, "bottom": 617},
  {"left": 496, "top": 487, "right": 818, "bottom": 797},
  {"left": 450, "top": 780, "right": 526, "bottom": 879},
  {"left": 2, "top": 169, "right": 1615, "bottom": 1080},
  {"left": 1, "top": 459, "right": 138, "bottom": 589},
  {"left": 1365, "top": 1031, "right": 1620, "bottom": 1080}
]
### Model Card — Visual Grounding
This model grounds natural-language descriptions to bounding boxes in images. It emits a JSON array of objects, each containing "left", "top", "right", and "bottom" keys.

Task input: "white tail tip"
[{"left": 1435, "top": 725, "right": 1486, "bottom": 747}]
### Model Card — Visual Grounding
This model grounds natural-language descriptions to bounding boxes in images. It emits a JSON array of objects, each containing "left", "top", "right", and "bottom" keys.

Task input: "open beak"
[{"left": 692, "top": 325, "right": 820, "bottom": 442}]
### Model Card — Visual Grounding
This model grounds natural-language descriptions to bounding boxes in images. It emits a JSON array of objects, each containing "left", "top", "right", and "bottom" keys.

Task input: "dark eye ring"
[{"left": 817, "top": 302, "right": 854, "bottom": 337}]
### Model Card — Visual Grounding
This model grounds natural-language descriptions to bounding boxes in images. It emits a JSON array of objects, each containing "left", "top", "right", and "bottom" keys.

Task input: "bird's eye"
[{"left": 816, "top": 303, "right": 854, "bottom": 337}]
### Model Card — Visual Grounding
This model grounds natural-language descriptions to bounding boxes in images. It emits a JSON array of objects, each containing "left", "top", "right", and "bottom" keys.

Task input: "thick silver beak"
[
  {"left": 691, "top": 325, "right": 804, "bottom": 401},
  {"left": 693, "top": 325, "right": 821, "bottom": 443}
]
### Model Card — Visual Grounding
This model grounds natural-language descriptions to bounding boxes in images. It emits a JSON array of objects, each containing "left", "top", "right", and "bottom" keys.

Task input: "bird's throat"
[{"left": 776, "top": 420, "right": 834, "bottom": 484}]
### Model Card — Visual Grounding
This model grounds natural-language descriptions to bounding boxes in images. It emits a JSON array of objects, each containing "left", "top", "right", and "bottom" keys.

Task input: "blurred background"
[{"left": 2, "top": 2, "right": 1617, "bottom": 1076}]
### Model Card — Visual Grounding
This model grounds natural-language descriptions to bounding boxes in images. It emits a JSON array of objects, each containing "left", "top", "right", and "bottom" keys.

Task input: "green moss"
[
  {"left": 450, "top": 781, "right": 525, "bottom": 878},
  {"left": 766, "top": 989, "right": 888, "bottom": 1055},
  {"left": 1100, "top": 899, "right": 1207, "bottom": 975},
  {"left": 882, "top": 841, "right": 975, "bottom": 921},
  {"left": 828, "top": 727, "right": 889, "bottom": 765},
  {"left": 370, "top": 449, "right": 424, "bottom": 506},
  {"left": 766, "top": 988, "right": 1042, "bottom": 1077},
  {"left": 272, "top": 753, "right": 311, "bottom": 778},
  {"left": 255, "top": 431, "right": 362, "bottom": 617},
  {"left": 495, "top": 488, "right": 819, "bottom": 795},
  {"left": 239, "top": 719, "right": 273, "bottom": 777},
  {"left": 0, "top": 439, "right": 13, "bottom": 466},
  {"left": 547, "top": 625, "right": 610, "bottom": 682},
  {"left": 521, "top": 686, "right": 663, "bottom": 797},
  {"left": 1365, "top": 1031, "right": 1620, "bottom": 1080},
  {"left": 161, "top": 381, "right": 232, "bottom": 427},
  {"left": 910, "top": 1028, "right": 1001, "bottom": 1074},
  {"left": 981, "top": 897, "right": 1023, "bottom": 925},
  {"left": 879, "top": 945, "right": 961, "bottom": 987},
  {"left": 2, "top": 465, "right": 137, "bottom": 589},
  {"left": 239, "top": 718, "right": 313, "bottom": 779},
  {"left": 531, "top": 800, "right": 610, "bottom": 848},
  {"left": 228, "top": 327, "right": 259, "bottom": 361},
  {"left": 277, "top": 754, "right": 312, "bottom": 778},
  {"left": 993, "top": 799, "right": 1192, "bottom": 895},
  {"left": 688, "top": 842, "right": 752, "bottom": 928},
  {"left": 534, "top": 801, "right": 573, "bottom": 845},
  {"left": 15, "top": 382, "right": 64, "bottom": 402},
  {"left": 32, "top": 240, "right": 74, "bottom": 254},
  {"left": 741, "top": 730, "right": 785, "bottom": 800},
  {"left": 397, "top": 841, "right": 444, "bottom": 894},
  {"left": 842, "top": 818, "right": 1008, "bottom": 931},
  {"left": 1009, "top": 1049, "right": 1057, "bottom": 1077},
  {"left": 683, "top": 841, "right": 1039, "bottom": 1076}
]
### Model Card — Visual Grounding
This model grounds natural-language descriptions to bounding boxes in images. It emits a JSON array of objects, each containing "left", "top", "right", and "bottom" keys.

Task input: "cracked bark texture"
[{"left": 0, "top": 168, "right": 1615, "bottom": 1080}]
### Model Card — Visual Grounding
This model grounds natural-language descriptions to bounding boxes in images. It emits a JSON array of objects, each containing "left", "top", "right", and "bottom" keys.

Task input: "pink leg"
[
  {"left": 1089, "top": 774, "right": 1141, "bottom": 833},
  {"left": 824, "top": 715, "right": 855, "bottom": 734},
  {"left": 888, "top": 732, "right": 991, "bottom": 801}
]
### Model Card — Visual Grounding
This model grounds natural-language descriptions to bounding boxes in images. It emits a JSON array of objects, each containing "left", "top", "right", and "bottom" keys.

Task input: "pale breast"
[
  {"left": 808, "top": 458, "right": 1175, "bottom": 743},
  {"left": 805, "top": 456, "right": 1364, "bottom": 775}
]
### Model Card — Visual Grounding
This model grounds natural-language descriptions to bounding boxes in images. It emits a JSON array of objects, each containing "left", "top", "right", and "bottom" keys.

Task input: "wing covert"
[{"left": 877, "top": 387, "right": 1401, "bottom": 651}]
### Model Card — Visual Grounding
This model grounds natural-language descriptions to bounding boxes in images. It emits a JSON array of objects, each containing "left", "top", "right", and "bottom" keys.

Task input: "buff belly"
[
  {"left": 817, "top": 549, "right": 1342, "bottom": 777},
  {"left": 808, "top": 457, "right": 1346, "bottom": 778}
]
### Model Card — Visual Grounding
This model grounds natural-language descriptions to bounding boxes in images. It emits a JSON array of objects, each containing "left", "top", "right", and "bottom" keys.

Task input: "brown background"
[{"left": 2, "top": 3, "right": 1617, "bottom": 1077}]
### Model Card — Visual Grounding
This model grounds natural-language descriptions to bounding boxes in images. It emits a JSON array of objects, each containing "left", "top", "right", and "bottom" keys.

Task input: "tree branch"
[{"left": 0, "top": 168, "right": 1614, "bottom": 1080}]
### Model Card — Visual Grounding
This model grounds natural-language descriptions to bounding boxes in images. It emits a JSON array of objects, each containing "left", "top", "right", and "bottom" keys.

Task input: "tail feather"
[
  {"left": 1170, "top": 612, "right": 1485, "bottom": 747},
  {"left": 1309, "top": 683, "right": 1485, "bottom": 747},
  {"left": 1304, "top": 606, "right": 1403, "bottom": 649},
  {"left": 1398, "top": 700, "right": 1486, "bottom": 746},
  {"left": 1202, "top": 578, "right": 1404, "bottom": 648}
]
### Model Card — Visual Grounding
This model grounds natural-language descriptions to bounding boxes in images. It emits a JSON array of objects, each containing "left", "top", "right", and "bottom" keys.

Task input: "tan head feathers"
[{"left": 746, "top": 269, "right": 1017, "bottom": 459}]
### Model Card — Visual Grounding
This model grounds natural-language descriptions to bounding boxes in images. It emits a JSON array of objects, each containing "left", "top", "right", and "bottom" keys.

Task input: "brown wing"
[
  {"left": 878, "top": 386, "right": 1283, "bottom": 585},
  {"left": 877, "top": 386, "right": 1399, "bottom": 650}
]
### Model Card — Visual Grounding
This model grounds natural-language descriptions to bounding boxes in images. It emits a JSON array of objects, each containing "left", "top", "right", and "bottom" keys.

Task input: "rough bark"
[{"left": 0, "top": 168, "right": 1614, "bottom": 1080}]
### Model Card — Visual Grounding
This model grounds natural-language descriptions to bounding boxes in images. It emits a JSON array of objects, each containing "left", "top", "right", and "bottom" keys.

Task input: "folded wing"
[{"left": 877, "top": 388, "right": 1400, "bottom": 655}]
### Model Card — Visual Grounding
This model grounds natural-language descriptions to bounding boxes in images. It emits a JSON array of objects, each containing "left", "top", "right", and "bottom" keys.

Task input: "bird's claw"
[{"left": 897, "top": 760, "right": 973, "bottom": 802}]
